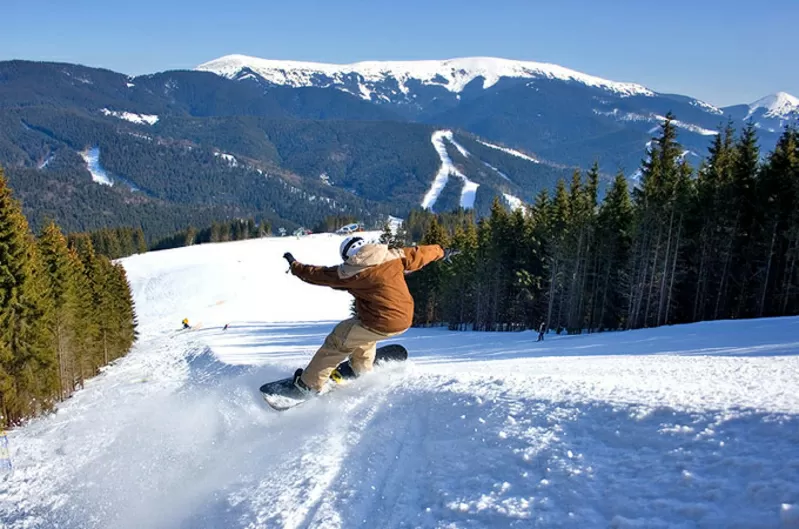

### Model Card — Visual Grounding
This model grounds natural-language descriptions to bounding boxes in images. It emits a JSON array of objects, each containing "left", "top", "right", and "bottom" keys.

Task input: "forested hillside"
[{"left": 403, "top": 118, "right": 799, "bottom": 331}]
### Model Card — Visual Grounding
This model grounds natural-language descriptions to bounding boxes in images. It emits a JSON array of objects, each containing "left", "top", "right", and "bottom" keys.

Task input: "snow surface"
[
  {"left": 477, "top": 139, "right": 540, "bottom": 163},
  {"left": 37, "top": 154, "right": 54, "bottom": 170},
  {"left": 689, "top": 99, "right": 723, "bottom": 115},
  {"left": 422, "top": 130, "right": 479, "bottom": 211},
  {"left": 196, "top": 55, "right": 655, "bottom": 98},
  {"left": 79, "top": 147, "right": 113, "bottom": 186},
  {"left": 214, "top": 152, "right": 239, "bottom": 167},
  {"left": 596, "top": 109, "right": 719, "bottom": 137},
  {"left": 1, "top": 234, "right": 798, "bottom": 528},
  {"left": 484, "top": 161, "right": 511, "bottom": 181},
  {"left": 386, "top": 215, "right": 403, "bottom": 235},
  {"left": 746, "top": 92, "right": 799, "bottom": 120},
  {"left": 654, "top": 115, "right": 718, "bottom": 136},
  {"left": 101, "top": 108, "right": 159, "bottom": 125},
  {"left": 503, "top": 193, "right": 524, "bottom": 211}
]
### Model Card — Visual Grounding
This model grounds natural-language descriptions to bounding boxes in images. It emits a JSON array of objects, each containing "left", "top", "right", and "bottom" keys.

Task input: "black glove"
[
  {"left": 442, "top": 248, "right": 462, "bottom": 263},
  {"left": 283, "top": 252, "right": 296, "bottom": 265}
]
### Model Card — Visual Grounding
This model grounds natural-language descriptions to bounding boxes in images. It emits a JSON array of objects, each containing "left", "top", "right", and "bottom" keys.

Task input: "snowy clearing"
[
  {"left": 79, "top": 147, "right": 113, "bottom": 186},
  {"left": 101, "top": 108, "right": 159, "bottom": 125},
  {"left": 214, "top": 152, "right": 239, "bottom": 167},
  {"left": 1, "top": 234, "right": 798, "bottom": 528}
]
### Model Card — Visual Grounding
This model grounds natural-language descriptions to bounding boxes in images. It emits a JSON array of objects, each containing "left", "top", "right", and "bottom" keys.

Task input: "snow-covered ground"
[
  {"left": 101, "top": 108, "right": 159, "bottom": 125},
  {"left": 422, "top": 130, "right": 479, "bottom": 211},
  {"left": 503, "top": 193, "right": 524, "bottom": 211},
  {"left": 477, "top": 139, "right": 540, "bottom": 163},
  {"left": 1, "top": 234, "right": 798, "bottom": 529},
  {"left": 79, "top": 147, "right": 113, "bottom": 186}
]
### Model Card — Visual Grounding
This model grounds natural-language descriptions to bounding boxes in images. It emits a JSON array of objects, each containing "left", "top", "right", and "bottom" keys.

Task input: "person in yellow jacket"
[
  {"left": 282, "top": 236, "right": 459, "bottom": 393},
  {"left": 182, "top": 318, "right": 191, "bottom": 330}
]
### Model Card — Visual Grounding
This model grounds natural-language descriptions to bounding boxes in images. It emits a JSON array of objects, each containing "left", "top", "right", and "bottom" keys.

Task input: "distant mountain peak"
[
  {"left": 747, "top": 91, "right": 799, "bottom": 119},
  {"left": 196, "top": 54, "right": 655, "bottom": 98}
]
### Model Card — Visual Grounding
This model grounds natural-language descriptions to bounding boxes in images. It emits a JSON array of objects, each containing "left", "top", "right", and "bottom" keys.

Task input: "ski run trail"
[{"left": 2, "top": 233, "right": 799, "bottom": 529}]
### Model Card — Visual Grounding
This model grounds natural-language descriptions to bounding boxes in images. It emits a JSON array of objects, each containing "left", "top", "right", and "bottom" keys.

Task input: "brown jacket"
[{"left": 290, "top": 244, "right": 444, "bottom": 333}]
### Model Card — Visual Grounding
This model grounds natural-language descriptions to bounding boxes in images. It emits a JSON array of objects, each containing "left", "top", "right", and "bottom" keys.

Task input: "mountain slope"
[
  {"left": 1, "top": 235, "right": 797, "bottom": 528},
  {"left": 197, "top": 54, "right": 780, "bottom": 173},
  {"left": 724, "top": 91, "right": 799, "bottom": 133},
  {"left": 0, "top": 61, "right": 570, "bottom": 235},
  {"left": 2, "top": 58, "right": 796, "bottom": 239}
]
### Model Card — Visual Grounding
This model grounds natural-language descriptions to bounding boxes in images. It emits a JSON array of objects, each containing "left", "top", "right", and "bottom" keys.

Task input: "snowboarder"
[
  {"left": 537, "top": 322, "right": 546, "bottom": 342},
  {"left": 282, "top": 236, "right": 459, "bottom": 396},
  {"left": 182, "top": 318, "right": 191, "bottom": 330}
]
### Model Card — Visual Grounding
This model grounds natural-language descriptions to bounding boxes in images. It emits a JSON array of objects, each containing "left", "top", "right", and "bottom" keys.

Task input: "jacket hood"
[{"left": 338, "top": 244, "right": 401, "bottom": 278}]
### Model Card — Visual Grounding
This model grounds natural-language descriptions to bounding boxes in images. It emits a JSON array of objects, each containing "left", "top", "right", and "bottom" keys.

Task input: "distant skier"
[
  {"left": 282, "top": 236, "right": 460, "bottom": 395},
  {"left": 537, "top": 322, "right": 546, "bottom": 342},
  {"left": 182, "top": 318, "right": 191, "bottom": 330},
  {"left": 223, "top": 323, "right": 229, "bottom": 331}
]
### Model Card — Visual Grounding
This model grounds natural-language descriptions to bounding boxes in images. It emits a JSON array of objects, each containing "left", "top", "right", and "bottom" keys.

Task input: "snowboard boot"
[
  {"left": 329, "top": 360, "right": 357, "bottom": 384},
  {"left": 292, "top": 368, "right": 315, "bottom": 397}
]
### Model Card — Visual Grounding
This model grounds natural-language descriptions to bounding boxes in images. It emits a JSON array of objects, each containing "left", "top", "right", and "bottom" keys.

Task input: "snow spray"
[{"left": 0, "top": 429, "right": 11, "bottom": 472}]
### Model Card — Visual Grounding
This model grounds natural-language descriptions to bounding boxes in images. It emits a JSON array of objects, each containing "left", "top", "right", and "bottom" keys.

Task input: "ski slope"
[{"left": 2, "top": 234, "right": 799, "bottom": 529}]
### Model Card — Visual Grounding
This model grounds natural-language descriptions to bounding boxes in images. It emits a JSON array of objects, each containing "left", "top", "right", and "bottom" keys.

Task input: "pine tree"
[
  {"left": 379, "top": 222, "right": 395, "bottom": 246},
  {"left": 68, "top": 247, "right": 99, "bottom": 386},
  {"left": 595, "top": 172, "right": 633, "bottom": 330},
  {"left": 689, "top": 123, "right": 736, "bottom": 321},
  {"left": 755, "top": 127, "right": 799, "bottom": 315},
  {"left": 0, "top": 168, "right": 57, "bottom": 426},
  {"left": 443, "top": 218, "right": 478, "bottom": 330},
  {"left": 412, "top": 217, "right": 450, "bottom": 325},
  {"left": 725, "top": 122, "right": 761, "bottom": 317},
  {"left": 133, "top": 228, "right": 147, "bottom": 254},
  {"left": 545, "top": 179, "right": 570, "bottom": 332},
  {"left": 38, "top": 222, "right": 80, "bottom": 399},
  {"left": 628, "top": 114, "right": 689, "bottom": 328}
]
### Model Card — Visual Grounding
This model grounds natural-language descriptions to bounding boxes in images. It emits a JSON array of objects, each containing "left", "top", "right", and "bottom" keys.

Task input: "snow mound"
[{"left": 196, "top": 54, "right": 655, "bottom": 98}]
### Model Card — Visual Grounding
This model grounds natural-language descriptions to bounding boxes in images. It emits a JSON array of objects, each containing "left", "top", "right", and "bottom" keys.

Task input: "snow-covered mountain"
[
  {"left": 748, "top": 92, "right": 799, "bottom": 119},
  {"left": 724, "top": 91, "right": 799, "bottom": 133},
  {"left": 1, "top": 234, "right": 798, "bottom": 528},
  {"left": 195, "top": 54, "right": 773, "bottom": 172},
  {"left": 197, "top": 54, "right": 655, "bottom": 100}
]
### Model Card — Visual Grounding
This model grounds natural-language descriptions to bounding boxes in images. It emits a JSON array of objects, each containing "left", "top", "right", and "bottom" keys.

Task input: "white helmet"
[{"left": 340, "top": 236, "right": 365, "bottom": 261}]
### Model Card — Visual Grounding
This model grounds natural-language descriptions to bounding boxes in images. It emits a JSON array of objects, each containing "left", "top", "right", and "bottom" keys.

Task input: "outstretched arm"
[
  {"left": 401, "top": 244, "right": 445, "bottom": 272},
  {"left": 290, "top": 262, "right": 348, "bottom": 288}
]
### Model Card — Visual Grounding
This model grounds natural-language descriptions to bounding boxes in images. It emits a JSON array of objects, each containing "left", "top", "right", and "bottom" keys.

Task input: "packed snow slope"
[{"left": 2, "top": 234, "right": 799, "bottom": 529}]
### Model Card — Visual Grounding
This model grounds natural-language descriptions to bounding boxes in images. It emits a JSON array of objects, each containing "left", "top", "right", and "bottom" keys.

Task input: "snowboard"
[{"left": 259, "top": 344, "right": 408, "bottom": 411}]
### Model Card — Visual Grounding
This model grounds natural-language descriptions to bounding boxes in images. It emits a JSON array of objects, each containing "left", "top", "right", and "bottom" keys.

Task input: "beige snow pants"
[{"left": 301, "top": 318, "right": 403, "bottom": 391}]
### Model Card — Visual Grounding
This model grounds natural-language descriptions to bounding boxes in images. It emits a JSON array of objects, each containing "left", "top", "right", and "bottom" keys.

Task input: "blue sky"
[{"left": 2, "top": 0, "right": 797, "bottom": 107}]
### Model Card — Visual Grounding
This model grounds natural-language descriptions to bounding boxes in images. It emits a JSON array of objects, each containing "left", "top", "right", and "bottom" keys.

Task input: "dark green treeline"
[
  {"left": 0, "top": 167, "right": 137, "bottom": 428},
  {"left": 404, "top": 116, "right": 799, "bottom": 332}
]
